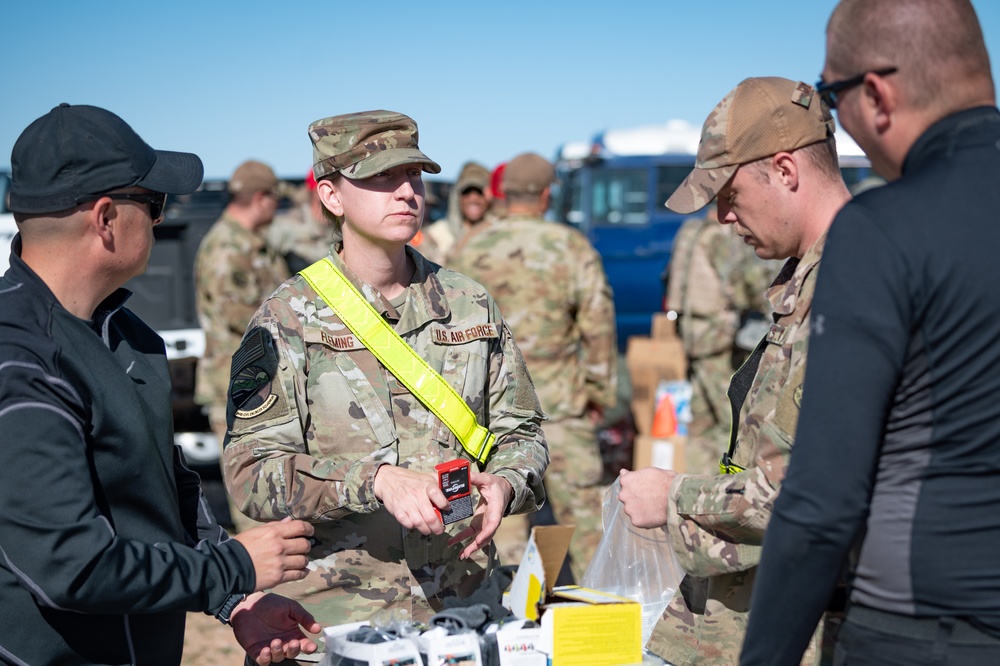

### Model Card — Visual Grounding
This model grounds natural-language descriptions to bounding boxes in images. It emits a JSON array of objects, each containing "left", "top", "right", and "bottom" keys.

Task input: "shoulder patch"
[
  {"left": 429, "top": 323, "right": 499, "bottom": 345},
  {"left": 228, "top": 326, "right": 289, "bottom": 424},
  {"left": 305, "top": 329, "right": 366, "bottom": 351},
  {"left": 793, "top": 384, "right": 803, "bottom": 408}
]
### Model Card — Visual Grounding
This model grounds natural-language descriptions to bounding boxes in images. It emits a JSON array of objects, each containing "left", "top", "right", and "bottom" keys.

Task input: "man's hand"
[
  {"left": 448, "top": 470, "right": 513, "bottom": 559},
  {"left": 618, "top": 467, "right": 676, "bottom": 529},
  {"left": 230, "top": 592, "right": 322, "bottom": 665},
  {"left": 373, "top": 465, "right": 449, "bottom": 536},
  {"left": 233, "top": 517, "right": 314, "bottom": 591}
]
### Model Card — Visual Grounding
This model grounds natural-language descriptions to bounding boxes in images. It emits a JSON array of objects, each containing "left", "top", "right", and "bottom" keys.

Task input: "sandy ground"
[{"left": 182, "top": 610, "right": 248, "bottom": 665}]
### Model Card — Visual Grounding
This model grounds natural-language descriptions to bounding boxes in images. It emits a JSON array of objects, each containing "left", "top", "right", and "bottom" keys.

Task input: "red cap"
[{"left": 489, "top": 162, "right": 507, "bottom": 200}]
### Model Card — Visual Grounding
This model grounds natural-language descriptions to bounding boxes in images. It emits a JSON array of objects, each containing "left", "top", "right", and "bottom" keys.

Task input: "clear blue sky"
[{"left": 3, "top": 1, "right": 999, "bottom": 182}]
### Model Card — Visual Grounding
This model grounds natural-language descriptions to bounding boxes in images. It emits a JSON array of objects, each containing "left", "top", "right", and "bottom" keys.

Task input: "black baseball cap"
[{"left": 8, "top": 103, "right": 204, "bottom": 214}]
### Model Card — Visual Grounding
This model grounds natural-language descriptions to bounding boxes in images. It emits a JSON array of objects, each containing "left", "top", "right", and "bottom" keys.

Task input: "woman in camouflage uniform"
[{"left": 222, "top": 110, "right": 548, "bottom": 632}]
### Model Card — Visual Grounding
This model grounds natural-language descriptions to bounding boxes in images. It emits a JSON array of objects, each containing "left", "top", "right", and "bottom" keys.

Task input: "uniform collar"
[
  {"left": 766, "top": 232, "right": 827, "bottom": 318},
  {"left": 325, "top": 243, "right": 451, "bottom": 335}
]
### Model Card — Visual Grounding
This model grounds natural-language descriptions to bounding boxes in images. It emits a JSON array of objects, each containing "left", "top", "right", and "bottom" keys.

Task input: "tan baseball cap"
[
  {"left": 308, "top": 110, "right": 441, "bottom": 181},
  {"left": 228, "top": 160, "right": 280, "bottom": 195},
  {"left": 502, "top": 152, "right": 555, "bottom": 195},
  {"left": 666, "top": 77, "right": 835, "bottom": 214}
]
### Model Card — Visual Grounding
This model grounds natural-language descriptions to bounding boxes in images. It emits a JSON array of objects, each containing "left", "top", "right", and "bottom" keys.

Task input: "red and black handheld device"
[{"left": 435, "top": 459, "right": 473, "bottom": 525}]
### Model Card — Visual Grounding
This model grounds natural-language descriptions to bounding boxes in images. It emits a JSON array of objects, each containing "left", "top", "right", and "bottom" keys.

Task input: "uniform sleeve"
[
  {"left": 741, "top": 208, "right": 904, "bottom": 665},
  {"left": 481, "top": 301, "right": 549, "bottom": 515},
  {"left": 0, "top": 355, "right": 254, "bottom": 617},
  {"left": 666, "top": 327, "right": 806, "bottom": 577},
  {"left": 223, "top": 299, "right": 386, "bottom": 522},
  {"left": 573, "top": 237, "right": 618, "bottom": 410}
]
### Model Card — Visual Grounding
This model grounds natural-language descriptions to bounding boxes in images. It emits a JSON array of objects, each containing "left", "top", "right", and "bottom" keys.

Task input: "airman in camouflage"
[
  {"left": 450, "top": 152, "right": 618, "bottom": 581},
  {"left": 223, "top": 110, "right": 548, "bottom": 635},
  {"left": 665, "top": 207, "right": 780, "bottom": 475},
  {"left": 617, "top": 77, "right": 851, "bottom": 665},
  {"left": 194, "top": 161, "right": 290, "bottom": 530}
]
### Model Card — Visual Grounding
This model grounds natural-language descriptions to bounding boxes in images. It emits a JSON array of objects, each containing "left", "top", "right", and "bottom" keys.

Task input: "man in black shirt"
[
  {"left": 741, "top": 1, "right": 1000, "bottom": 664},
  {"left": 1, "top": 104, "right": 320, "bottom": 665}
]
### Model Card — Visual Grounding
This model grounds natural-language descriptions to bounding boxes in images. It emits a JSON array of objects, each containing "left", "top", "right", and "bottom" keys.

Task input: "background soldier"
[
  {"left": 423, "top": 160, "right": 493, "bottom": 265},
  {"left": 618, "top": 77, "right": 851, "bottom": 665},
  {"left": 450, "top": 152, "right": 618, "bottom": 580},
  {"left": 194, "top": 159, "right": 290, "bottom": 531}
]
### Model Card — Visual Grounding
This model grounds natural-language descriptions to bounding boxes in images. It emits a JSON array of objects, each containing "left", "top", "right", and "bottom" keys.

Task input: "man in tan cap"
[
  {"left": 616, "top": 77, "right": 851, "bottom": 665},
  {"left": 450, "top": 151, "right": 618, "bottom": 580},
  {"left": 194, "top": 159, "right": 290, "bottom": 531}
]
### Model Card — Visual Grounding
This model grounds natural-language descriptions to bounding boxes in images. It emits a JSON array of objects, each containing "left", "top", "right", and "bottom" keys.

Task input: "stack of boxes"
[{"left": 625, "top": 314, "right": 689, "bottom": 472}]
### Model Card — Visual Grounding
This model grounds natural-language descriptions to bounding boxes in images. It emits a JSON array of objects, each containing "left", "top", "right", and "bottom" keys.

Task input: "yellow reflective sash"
[{"left": 299, "top": 258, "right": 495, "bottom": 463}]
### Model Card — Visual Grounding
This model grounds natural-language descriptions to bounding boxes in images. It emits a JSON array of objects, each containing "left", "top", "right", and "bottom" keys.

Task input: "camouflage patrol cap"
[
  {"left": 308, "top": 110, "right": 441, "bottom": 181},
  {"left": 455, "top": 161, "right": 490, "bottom": 194},
  {"left": 502, "top": 152, "right": 555, "bottom": 195},
  {"left": 228, "top": 160, "right": 279, "bottom": 195},
  {"left": 666, "top": 77, "right": 835, "bottom": 214}
]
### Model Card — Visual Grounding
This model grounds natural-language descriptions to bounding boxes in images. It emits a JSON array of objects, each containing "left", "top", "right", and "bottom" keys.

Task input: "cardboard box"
[
  {"left": 633, "top": 434, "right": 686, "bottom": 473},
  {"left": 650, "top": 312, "right": 679, "bottom": 340},
  {"left": 503, "top": 526, "right": 642, "bottom": 665},
  {"left": 503, "top": 525, "right": 574, "bottom": 621},
  {"left": 537, "top": 586, "right": 642, "bottom": 666},
  {"left": 625, "top": 335, "right": 686, "bottom": 435}
]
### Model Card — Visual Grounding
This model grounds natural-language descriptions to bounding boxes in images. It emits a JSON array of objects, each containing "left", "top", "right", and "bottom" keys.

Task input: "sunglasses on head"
[
  {"left": 77, "top": 191, "right": 167, "bottom": 220},
  {"left": 815, "top": 67, "right": 898, "bottom": 109}
]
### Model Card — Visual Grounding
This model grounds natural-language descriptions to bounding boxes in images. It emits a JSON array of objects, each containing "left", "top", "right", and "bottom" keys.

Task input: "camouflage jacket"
[
  {"left": 449, "top": 214, "right": 617, "bottom": 421},
  {"left": 194, "top": 214, "right": 290, "bottom": 407},
  {"left": 647, "top": 233, "right": 826, "bottom": 665},
  {"left": 667, "top": 213, "right": 778, "bottom": 358},
  {"left": 265, "top": 202, "right": 336, "bottom": 269},
  {"left": 222, "top": 245, "right": 548, "bottom": 623}
]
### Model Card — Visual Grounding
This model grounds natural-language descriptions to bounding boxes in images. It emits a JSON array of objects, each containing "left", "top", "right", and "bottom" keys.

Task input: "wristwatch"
[{"left": 216, "top": 592, "right": 248, "bottom": 625}]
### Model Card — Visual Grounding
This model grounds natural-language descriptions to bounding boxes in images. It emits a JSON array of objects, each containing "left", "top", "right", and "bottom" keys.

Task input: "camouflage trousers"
[
  {"left": 543, "top": 416, "right": 608, "bottom": 582},
  {"left": 686, "top": 353, "right": 735, "bottom": 476},
  {"left": 491, "top": 415, "right": 606, "bottom": 581},
  {"left": 647, "top": 571, "right": 828, "bottom": 665},
  {"left": 209, "top": 403, "right": 264, "bottom": 534}
]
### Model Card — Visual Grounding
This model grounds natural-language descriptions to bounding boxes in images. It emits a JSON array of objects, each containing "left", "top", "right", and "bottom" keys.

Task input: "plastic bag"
[{"left": 580, "top": 478, "right": 684, "bottom": 645}]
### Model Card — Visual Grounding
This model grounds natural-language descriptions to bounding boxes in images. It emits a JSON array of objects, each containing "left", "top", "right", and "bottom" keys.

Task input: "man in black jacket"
[
  {"left": 741, "top": 1, "right": 1000, "bottom": 664},
  {"left": 0, "top": 104, "right": 319, "bottom": 665}
]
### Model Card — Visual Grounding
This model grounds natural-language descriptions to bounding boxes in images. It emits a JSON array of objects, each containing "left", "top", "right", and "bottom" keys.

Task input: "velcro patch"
[
  {"left": 228, "top": 327, "right": 289, "bottom": 425},
  {"left": 429, "top": 323, "right": 499, "bottom": 345},
  {"left": 305, "top": 329, "right": 366, "bottom": 351},
  {"left": 792, "top": 82, "right": 814, "bottom": 108}
]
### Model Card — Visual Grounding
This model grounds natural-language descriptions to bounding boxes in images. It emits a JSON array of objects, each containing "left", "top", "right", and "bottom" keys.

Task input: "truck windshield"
[{"left": 592, "top": 168, "right": 648, "bottom": 226}]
